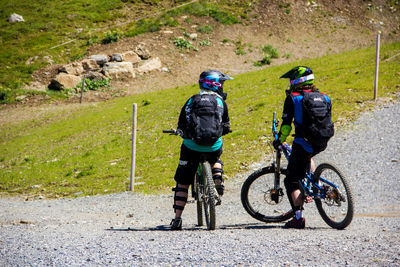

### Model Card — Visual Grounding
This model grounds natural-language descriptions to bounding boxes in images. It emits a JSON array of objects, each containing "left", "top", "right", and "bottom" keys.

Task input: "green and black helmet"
[{"left": 280, "top": 66, "right": 314, "bottom": 90}]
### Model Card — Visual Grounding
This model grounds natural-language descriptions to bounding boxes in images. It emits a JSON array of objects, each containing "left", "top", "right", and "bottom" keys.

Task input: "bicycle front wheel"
[
  {"left": 314, "top": 163, "right": 354, "bottom": 229},
  {"left": 241, "top": 166, "right": 293, "bottom": 223},
  {"left": 201, "top": 162, "right": 216, "bottom": 230}
]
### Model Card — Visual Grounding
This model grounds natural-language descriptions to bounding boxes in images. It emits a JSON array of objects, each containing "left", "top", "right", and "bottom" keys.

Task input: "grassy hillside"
[
  {"left": 0, "top": 0, "right": 250, "bottom": 90},
  {"left": 1, "top": 42, "right": 399, "bottom": 198}
]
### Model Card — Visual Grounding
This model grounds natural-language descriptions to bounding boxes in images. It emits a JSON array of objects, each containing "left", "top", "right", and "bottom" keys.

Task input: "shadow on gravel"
[
  {"left": 106, "top": 225, "right": 213, "bottom": 232},
  {"left": 106, "top": 223, "right": 326, "bottom": 232}
]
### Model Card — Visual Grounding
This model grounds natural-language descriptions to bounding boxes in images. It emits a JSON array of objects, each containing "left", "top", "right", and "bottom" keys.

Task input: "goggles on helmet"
[
  {"left": 199, "top": 78, "right": 223, "bottom": 88},
  {"left": 290, "top": 74, "right": 314, "bottom": 86}
]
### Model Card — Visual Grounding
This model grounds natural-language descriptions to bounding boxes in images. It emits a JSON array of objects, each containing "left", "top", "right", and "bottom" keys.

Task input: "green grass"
[
  {"left": 1, "top": 43, "right": 399, "bottom": 198},
  {"left": 0, "top": 0, "right": 250, "bottom": 91}
]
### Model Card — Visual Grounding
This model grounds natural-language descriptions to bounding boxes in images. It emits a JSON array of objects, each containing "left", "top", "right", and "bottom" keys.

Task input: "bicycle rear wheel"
[
  {"left": 195, "top": 173, "right": 203, "bottom": 227},
  {"left": 314, "top": 163, "right": 354, "bottom": 229},
  {"left": 241, "top": 166, "right": 293, "bottom": 223},
  {"left": 201, "top": 162, "right": 216, "bottom": 230}
]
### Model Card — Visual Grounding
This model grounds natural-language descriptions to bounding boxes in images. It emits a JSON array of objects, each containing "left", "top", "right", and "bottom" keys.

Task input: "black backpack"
[
  {"left": 189, "top": 94, "right": 224, "bottom": 146},
  {"left": 300, "top": 91, "right": 334, "bottom": 153}
]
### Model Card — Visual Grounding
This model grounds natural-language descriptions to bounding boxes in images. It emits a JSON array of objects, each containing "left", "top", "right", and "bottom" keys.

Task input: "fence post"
[
  {"left": 80, "top": 75, "right": 85, "bottom": 104},
  {"left": 130, "top": 103, "right": 137, "bottom": 191},
  {"left": 374, "top": 31, "right": 381, "bottom": 101}
]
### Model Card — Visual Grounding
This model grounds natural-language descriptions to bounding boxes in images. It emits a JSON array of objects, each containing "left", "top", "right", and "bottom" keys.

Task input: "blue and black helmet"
[{"left": 199, "top": 70, "right": 233, "bottom": 99}]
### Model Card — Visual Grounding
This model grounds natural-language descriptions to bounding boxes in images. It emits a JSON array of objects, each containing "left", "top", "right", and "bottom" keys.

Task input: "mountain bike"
[
  {"left": 163, "top": 130, "right": 221, "bottom": 230},
  {"left": 240, "top": 112, "right": 354, "bottom": 229}
]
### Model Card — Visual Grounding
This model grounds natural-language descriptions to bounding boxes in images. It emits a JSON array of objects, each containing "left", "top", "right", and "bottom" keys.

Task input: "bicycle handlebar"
[{"left": 163, "top": 129, "right": 177, "bottom": 134}]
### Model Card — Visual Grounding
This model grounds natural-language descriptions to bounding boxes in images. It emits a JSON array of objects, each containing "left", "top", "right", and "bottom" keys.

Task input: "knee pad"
[
  {"left": 212, "top": 167, "right": 224, "bottom": 182},
  {"left": 172, "top": 186, "right": 188, "bottom": 212}
]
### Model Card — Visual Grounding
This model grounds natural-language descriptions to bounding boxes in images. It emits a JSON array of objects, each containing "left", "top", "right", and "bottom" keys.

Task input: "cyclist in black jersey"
[
  {"left": 170, "top": 70, "right": 233, "bottom": 230},
  {"left": 274, "top": 66, "right": 332, "bottom": 229}
]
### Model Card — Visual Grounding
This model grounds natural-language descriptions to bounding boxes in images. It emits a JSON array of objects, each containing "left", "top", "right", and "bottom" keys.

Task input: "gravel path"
[{"left": 1, "top": 100, "right": 399, "bottom": 266}]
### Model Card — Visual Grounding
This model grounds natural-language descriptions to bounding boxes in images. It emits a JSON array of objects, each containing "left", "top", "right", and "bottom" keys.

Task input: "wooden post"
[
  {"left": 130, "top": 103, "right": 137, "bottom": 191},
  {"left": 374, "top": 31, "right": 381, "bottom": 101},
  {"left": 80, "top": 75, "right": 85, "bottom": 104}
]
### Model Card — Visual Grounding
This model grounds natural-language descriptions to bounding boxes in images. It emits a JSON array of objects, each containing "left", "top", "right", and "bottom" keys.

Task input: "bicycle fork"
[{"left": 271, "top": 149, "right": 284, "bottom": 204}]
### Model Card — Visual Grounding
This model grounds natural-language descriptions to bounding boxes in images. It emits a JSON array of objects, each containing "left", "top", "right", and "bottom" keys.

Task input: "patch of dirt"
[{"left": 2, "top": 0, "right": 400, "bottom": 121}]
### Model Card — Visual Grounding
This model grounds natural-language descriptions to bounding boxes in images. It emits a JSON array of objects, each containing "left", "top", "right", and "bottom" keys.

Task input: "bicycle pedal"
[{"left": 304, "top": 196, "right": 313, "bottom": 203}]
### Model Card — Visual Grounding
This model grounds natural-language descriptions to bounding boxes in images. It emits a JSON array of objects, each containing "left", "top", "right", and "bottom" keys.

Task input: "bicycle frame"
[{"left": 272, "top": 112, "right": 338, "bottom": 200}]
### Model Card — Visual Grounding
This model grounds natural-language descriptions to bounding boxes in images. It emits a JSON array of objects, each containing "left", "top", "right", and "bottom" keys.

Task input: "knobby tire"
[
  {"left": 314, "top": 163, "right": 354, "bottom": 229},
  {"left": 195, "top": 173, "right": 203, "bottom": 227},
  {"left": 241, "top": 166, "right": 293, "bottom": 223},
  {"left": 201, "top": 162, "right": 216, "bottom": 230}
]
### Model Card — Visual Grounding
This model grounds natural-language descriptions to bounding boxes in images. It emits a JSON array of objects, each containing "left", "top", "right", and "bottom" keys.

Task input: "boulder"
[
  {"left": 135, "top": 44, "right": 151, "bottom": 60},
  {"left": 103, "top": 62, "right": 135, "bottom": 80},
  {"left": 88, "top": 55, "right": 108, "bottom": 66},
  {"left": 49, "top": 73, "right": 81, "bottom": 90},
  {"left": 110, "top": 54, "right": 123, "bottom": 62},
  {"left": 81, "top": 59, "right": 99, "bottom": 71},
  {"left": 59, "top": 62, "right": 84, "bottom": 76},
  {"left": 122, "top": 51, "right": 141, "bottom": 64},
  {"left": 8, "top": 13, "right": 24, "bottom": 23},
  {"left": 135, "top": 57, "right": 162, "bottom": 74}
]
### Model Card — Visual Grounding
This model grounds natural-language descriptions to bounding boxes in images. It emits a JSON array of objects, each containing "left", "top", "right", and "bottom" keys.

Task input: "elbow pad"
[{"left": 279, "top": 124, "right": 292, "bottom": 142}]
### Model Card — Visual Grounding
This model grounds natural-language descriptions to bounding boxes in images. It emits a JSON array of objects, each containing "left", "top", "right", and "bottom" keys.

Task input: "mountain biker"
[
  {"left": 273, "top": 66, "right": 333, "bottom": 229},
  {"left": 170, "top": 70, "right": 233, "bottom": 230}
]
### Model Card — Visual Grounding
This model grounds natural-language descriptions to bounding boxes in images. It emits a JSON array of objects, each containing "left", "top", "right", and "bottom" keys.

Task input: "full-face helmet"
[
  {"left": 280, "top": 66, "right": 314, "bottom": 92},
  {"left": 199, "top": 70, "right": 233, "bottom": 100}
]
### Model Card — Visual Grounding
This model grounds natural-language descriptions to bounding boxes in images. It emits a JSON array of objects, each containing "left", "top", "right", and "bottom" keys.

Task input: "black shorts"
[
  {"left": 284, "top": 142, "right": 312, "bottom": 191},
  {"left": 174, "top": 144, "right": 223, "bottom": 185}
]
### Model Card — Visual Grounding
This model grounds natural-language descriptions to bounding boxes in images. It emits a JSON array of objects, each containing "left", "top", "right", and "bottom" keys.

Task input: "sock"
[{"left": 295, "top": 210, "right": 303, "bottom": 220}]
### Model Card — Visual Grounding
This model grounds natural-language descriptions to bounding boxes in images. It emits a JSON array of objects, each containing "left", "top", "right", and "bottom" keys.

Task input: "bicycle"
[
  {"left": 163, "top": 129, "right": 221, "bottom": 230},
  {"left": 240, "top": 112, "right": 354, "bottom": 229}
]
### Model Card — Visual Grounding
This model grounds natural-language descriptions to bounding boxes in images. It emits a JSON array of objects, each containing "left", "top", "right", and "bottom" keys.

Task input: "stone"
[
  {"left": 23, "top": 81, "right": 47, "bottom": 92},
  {"left": 135, "top": 44, "right": 151, "bottom": 60},
  {"left": 81, "top": 59, "right": 99, "bottom": 71},
  {"left": 8, "top": 13, "right": 24, "bottom": 23},
  {"left": 88, "top": 55, "right": 108, "bottom": 66},
  {"left": 49, "top": 73, "right": 81, "bottom": 90},
  {"left": 59, "top": 62, "right": 84, "bottom": 76},
  {"left": 189, "top": 33, "right": 198, "bottom": 40},
  {"left": 110, "top": 53, "right": 123, "bottom": 62},
  {"left": 103, "top": 62, "right": 135, "bottom": 80},
  {"left": 85, "top": 71, "right": 106, "bottom": 81},
  {"left": 122, "top": 51, "right": 141, "bottom": 64},
  {"left": 135, "top": 57, "right": 162, "bottom": 73}
]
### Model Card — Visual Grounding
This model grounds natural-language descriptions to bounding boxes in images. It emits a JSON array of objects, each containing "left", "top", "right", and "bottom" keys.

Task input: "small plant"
[
  {"left": 196, "top": 25, "right": 213, "bottom": 34},
  {"left": 254, "top": 45, "right": 279, "bottom": 67},
  {"left": 173, "top": 37, "right": 197, "bottom": 50},
  {"left": 86, "top": 35, "right": 99, "bottom": 46},
  {"left": 222, "top": 38, "right": 230, "bottom": 43},
  {"left": 142, "top": 99, "right": 151, "bottom": 106},
  {"left": 101, "top": 30, "right": 123, "bottom": 44},
  {"left": 235, "top": 40, "right": 247, "bottom": 55},
  {"left": 253, "top": 56, "right": 271, "bottom": 67},
  {"left": 262, "top": 45, "right": 279, "bottom": 59},
  {"left": 199, "top": 37, "right": 211, "bottom": 46},
  {"left": 279, "top": 3, "right": 291, "bottom": 14},
  {"left": 75, "top": 78, "right": 111, "bottom": 92}
]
